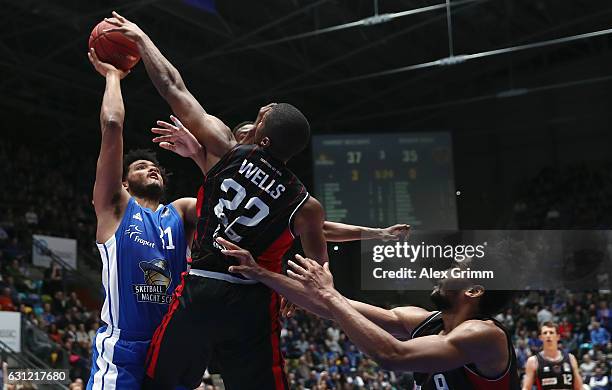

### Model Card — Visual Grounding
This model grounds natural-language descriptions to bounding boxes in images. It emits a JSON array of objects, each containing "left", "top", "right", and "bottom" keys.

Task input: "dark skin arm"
[
  {"left": 287, "top": 255, "right": 509, "bottom": 374},
  {"left": 293, "top": 197, "right": 329, "bottom": 265},
  {"left": 103, "top": 12, "right": 235, "bottom": 171},
  {"left": 218, "top": 238, "right": 432, "bottom": 338}
]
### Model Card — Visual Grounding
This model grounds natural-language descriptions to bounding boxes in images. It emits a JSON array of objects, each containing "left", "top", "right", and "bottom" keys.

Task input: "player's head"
[
  {"left": 122, "top": 149, "right": 168, "bottom": 201},
  {"left": 539, "top": 322, "right": 560, "bottom": 347},
  {"left": 233, "top": 121, "right": 254, "bottom": 143},
  {"left": 430, "top": 268, "right": 515, "bottom": 317},
  {"left": 253, "top": 103, "right": 310, "bottom": 162}
]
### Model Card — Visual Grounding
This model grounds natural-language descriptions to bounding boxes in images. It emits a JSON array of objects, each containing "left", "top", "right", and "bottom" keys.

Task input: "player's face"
[
  {"left": 125, "top": 160, "right": 165, "bottom": 200},
  {"left": 254, "top": 108, "right": 274, "bottom": 145},
  {"left": 235, "top": 124, "right": 255, "bottom": 143},
  {"left": 539, "top": 326, "right": 560, "bottom": 345}
]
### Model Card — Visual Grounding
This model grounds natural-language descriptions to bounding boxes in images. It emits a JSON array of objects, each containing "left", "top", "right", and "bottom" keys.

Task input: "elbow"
[
  {"left": 372, "top": 348, "right": 402, "bottom": 371},
  {"left": 101, "top": 117, "right": 123, "bottom": 132}
]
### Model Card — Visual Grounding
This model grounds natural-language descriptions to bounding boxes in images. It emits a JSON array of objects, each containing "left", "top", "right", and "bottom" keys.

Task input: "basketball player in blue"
[{"left": 86, "top": 48, "right": 200, "bottom": 390}]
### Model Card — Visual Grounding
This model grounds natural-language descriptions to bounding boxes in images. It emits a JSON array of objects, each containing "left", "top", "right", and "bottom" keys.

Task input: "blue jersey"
[{"left": 96, "top": 198, "right": 187, "bottom": 337}]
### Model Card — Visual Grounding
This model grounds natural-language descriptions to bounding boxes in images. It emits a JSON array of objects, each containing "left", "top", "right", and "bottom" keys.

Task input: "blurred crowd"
[{"left": 0, "top": 252, "right": 100, "bottom": 388}]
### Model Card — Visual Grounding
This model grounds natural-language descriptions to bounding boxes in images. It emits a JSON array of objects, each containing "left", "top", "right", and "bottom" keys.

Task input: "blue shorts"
[{"left": 87, "top": 326, "right": 151, "bottom": 390}]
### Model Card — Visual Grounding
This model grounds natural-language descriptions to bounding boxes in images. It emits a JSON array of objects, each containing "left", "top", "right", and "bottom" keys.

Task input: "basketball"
[{"left": 88, "top": 20, "right": 140, "bottom": 71}]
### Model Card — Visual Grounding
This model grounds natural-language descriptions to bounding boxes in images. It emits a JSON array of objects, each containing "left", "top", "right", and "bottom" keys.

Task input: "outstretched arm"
[
  {"left": 217, "top": 238, "right": 431, "bottom": 338},
  {"left": 287, "top": 256, "right": 508, "bottom": 373},
  {"left": 88, "top": 48, "right": 131, "bottom": 242},
  {"left": 103, "top": 12, "right": 235, "bottom": 167},
  {"left": 323, "top": 222, "right": 411, "bottom": 242}
]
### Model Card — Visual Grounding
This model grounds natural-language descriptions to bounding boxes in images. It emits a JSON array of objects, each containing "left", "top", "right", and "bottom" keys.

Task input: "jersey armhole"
[
  {"left": 410, "top": 311, "right": 441, "bottom": 339},
  {"left": 96, "top": 197, "right": 136, "bottom": 245},
  {"left": 464, "top": 322, "right": 515, "bottom": 381},
  {"left": 288, "top": 192, "right": 310, "bottom": 238}
]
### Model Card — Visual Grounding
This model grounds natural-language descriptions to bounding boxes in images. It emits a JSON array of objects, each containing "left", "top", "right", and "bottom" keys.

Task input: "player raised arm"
[
  {"left": 103, "top": 12, "right": 235, "bottom": 169},
  {"left": 88, "top": 48, "right": 131, "bottom": 242}
]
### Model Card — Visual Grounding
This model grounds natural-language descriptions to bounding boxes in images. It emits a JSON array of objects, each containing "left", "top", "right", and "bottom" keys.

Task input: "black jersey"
[
  {"left": 411, "top": 312, "right": 521, "bottom": 390},
  {"left": 535, "top": 351, "right": 574, "bottom": 390},
  {"left": 192, "top": 144, "right": 308, "bottom": 277}
]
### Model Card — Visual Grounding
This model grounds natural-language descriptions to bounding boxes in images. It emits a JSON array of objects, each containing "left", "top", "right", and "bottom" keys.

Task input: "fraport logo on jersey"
[
  {"left": 132, "top": 259, "right": 172, "bottom": 304},
  {"left": 124, "top": 224, "right": 156, "bottom": 248}
]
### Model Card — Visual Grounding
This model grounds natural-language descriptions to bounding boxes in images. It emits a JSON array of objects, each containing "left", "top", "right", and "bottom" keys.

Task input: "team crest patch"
[{"left": 132, "top": 259, "right": 172, "bottom": 304}]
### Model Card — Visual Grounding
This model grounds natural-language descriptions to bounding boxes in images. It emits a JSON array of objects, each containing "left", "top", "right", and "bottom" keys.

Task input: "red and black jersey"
[
  {"left": 535, "top": 351, "right": 574, "bottom": 390},
  {"left": 192, "top": 144, "right": 308, "bottom": 277},
  {"left": 411, "top": 312, "right": 520, "bottom": 390}
]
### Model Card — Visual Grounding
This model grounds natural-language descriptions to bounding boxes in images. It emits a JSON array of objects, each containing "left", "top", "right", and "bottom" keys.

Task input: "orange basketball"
[{"left": 88, "top": 20, "right": 140, "bottom": 71}]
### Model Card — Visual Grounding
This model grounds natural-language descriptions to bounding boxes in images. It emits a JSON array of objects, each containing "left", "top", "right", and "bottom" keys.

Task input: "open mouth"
[{"left": 148, "top": 173, "right": 160, "bottom": 180}]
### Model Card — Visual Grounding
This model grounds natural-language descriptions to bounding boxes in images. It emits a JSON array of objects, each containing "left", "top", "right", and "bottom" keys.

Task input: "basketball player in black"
[
  {"left": 218, "top": 246, "right": 521, "bottom": 390},
  {"left": 522, "top": 322, "right": 583, "bottom": 390},
  {"left": 140, "top": 103, "right": 331, "bottom": 390}
]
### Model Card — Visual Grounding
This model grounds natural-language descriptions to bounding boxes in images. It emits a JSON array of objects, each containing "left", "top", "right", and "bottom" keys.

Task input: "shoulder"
[
  {"left": 171, "top": 197, "right": 197, "bottom": 212},
  {"left": 448, "top": 319, "right": 508, "bottom": 354},
  {"left": 170, "top": 198, "right": 197, "bottom": 221},
  {"left": 293, "top": 197, "right": 324, "bottom": 232},
  {"left": 391, "top": 306, "right": 435, "bottom": 336},
  {"left": 525, "top": 354, "right": 538, "bottom": 369},
  {"left": 568, "top": 353, "right": 579, "bottom": 366}
]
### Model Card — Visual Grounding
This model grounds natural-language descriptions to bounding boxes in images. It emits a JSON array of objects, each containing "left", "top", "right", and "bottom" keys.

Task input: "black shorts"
[{"left": 143, "top": 274, "right": 288, "bottom": 390}]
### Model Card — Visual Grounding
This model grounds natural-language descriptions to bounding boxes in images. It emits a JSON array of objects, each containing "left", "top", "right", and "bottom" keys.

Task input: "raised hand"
[
  {"left": 87, "top": 48, "right": 129, "bottom": 79},
  {"left": 287, "top": 255, "right": 335, "bottom": 298},
  {"left": 151, "top": 115, "right": 203, "bottom": 158},
  {"left": 103, "top": 11, "right": 146, "bottom": 42}
]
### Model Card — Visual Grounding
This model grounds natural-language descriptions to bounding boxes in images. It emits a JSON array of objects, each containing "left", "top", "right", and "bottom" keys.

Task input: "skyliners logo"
[{"left": 372, "top": 242, "right": 487, "bottom": 263}]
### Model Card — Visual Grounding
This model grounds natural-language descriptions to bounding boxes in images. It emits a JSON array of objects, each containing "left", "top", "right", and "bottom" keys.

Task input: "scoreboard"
[{"left": 312, "top": 133, "right": 457, "bottom": 229}]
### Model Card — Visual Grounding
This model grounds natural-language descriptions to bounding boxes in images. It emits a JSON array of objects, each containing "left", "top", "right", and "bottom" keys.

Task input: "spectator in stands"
[
  {"left": 598, "top": 301, "right": 611, "bottom": 330},
  {"left": 0, "top": 287, "right": 15, "bottom": 311},
  {"left": 537, "top": 305, "right": 554, "bottom": 324},
  {"left": 515, "top": 339, "right": 532, "bottom": 369},
  {"left": 588, "top": 366, "right": 610, "bottom": 390},
  {"left": 580, "top": 353, "right": 596, "bottom": 379},
  {"left": 43, "top": 261, "right": 64, "bottom": 295},
  {"left": 25, "top": 205, "right": 39, "bottom": 226},
  {"left": 592, "top": 321, "right": 611, "bottom": 347}
]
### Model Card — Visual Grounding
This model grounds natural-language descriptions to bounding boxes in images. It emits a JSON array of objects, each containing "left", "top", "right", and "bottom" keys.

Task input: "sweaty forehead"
[{"left": 130, "top": 160, "right": 155, "bottom": 169}]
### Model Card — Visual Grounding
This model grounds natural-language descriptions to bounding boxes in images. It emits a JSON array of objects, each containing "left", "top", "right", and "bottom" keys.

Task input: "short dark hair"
[
  {"left": 232, "top": 121, "right": 254, "bottom": 135},
  {"left": 478, "top": 290, "right": 516, "bottom": 317},
  {"left": 122, "top": 149, "right": 169, "bottom": 184},
  {"left": 539, "top": 321, "right": 559, "bottom": 335},
  {"left": 260, "top": 103, "right": 310, "bottom": 161}
]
